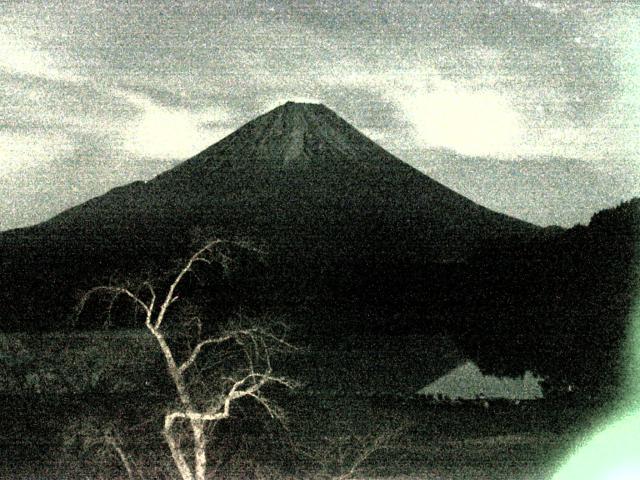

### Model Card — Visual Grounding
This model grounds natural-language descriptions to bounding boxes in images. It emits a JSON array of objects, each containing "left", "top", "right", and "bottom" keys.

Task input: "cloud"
[
  {"left": 0, "top": 29, "right": 82, "bottom": 83},
  {"left": 0, "top": 131, "right": 75, "bottom": 176},
  {"left": 116, "top": 91, "right": 232, "bottom": 160},
  {"left": 396, "top": 76, "right": 525, "bottom": 158},
  {"left": 520, "top": 0, "right": 573, "bottom": 15},
  {"left": 318, "top": 65, "right": 534, "bottom": 158},
  {"left": 0, "top": 133, "right": 180, "bottom": 230}
]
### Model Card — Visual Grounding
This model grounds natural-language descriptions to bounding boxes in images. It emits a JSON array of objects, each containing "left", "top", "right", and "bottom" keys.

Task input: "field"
[
  {"left": 0, "top": 331, "right": 614, "bottom": 479},
  {"left": 0, "top": 391, "right": 609, "bottom": 479}
]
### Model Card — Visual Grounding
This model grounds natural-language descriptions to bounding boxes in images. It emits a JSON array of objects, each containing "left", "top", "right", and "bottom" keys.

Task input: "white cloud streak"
[
  {"left": 0, "top": 29, "right": 82, "bottom": 83},
  {"left": 115, "top": 91, "right": 231, "bottom": 160},
  {"left": 0, "top": 131, "right": 75, "bottom": 176},
  {"left": 398, "top": 79, "right": 525, "bottom": 158}
]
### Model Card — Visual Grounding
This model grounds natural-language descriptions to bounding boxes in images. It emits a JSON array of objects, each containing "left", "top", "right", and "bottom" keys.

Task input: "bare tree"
[
  {"left": 78, "top": 240, "right": 297, "bottom": 480},
  {"left": 298, "top": 428, "right": 403, "bottom": 480}
]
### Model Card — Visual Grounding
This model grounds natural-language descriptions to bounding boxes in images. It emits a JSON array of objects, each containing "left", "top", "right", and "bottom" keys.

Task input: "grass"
[{"left": 0, "top": 390, "right": 597, "bottom": 479}]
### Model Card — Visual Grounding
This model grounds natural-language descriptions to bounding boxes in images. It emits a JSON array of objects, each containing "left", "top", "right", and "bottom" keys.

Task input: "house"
[{"left": 418, "top": 360, "right": 544, "bottom": 400}]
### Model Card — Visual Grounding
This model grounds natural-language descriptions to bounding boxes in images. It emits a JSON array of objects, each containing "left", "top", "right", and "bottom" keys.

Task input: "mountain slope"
[
  {"left": 415, "top": 149, "right": 640, "bottom": 227},
  {"left": 0, "top": 102, "right": 636, "bottom": 397}
]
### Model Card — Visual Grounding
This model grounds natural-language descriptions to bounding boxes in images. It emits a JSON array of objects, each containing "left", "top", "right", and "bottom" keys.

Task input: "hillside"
[{"left": 450, "top": 199, "right": 640, "bottom": 391}]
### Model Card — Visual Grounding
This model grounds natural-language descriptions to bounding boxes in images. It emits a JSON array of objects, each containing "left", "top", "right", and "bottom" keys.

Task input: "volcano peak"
[
  {"left": 270, "top": 100, "right": 336, "bottom": 123},
  {"left": 3, "top": 100, "right": 542, "bottom": 333},
  {"left": 268, "top": 99, "right": 333, "bottom": 122},
  {"left": 282, "top": 100, "right": 324, "bottom": 108},
  {"left": 178, "top": 100, "right": 379, "bottom": 171}
]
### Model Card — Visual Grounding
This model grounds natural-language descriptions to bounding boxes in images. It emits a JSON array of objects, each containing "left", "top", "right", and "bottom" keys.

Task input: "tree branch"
[
  {"left": 178, "top": 335, "right": 234, "bottom": 373},
  {"left": 155, "top": 239, "right": 227, "bottom": 330},
  {"left": 77, "top": 286, "right": 153, "bottom": 326},
  {"left": 103, "top": 430, "right": 136, "bottom": 480}
]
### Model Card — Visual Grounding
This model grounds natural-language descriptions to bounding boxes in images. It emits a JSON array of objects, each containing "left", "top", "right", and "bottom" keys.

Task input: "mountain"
[
  {"left": 38, "top": 102, "right": 537, "bottom": 259},
  {"left": 413, "top": 149, "right": 640, "bottom": 228},
  {"left": 0, "top": 102, "right": 538, "bottom": 331},
  {"left": 2, "top": 101, "right": 635, "bottom": 396}
]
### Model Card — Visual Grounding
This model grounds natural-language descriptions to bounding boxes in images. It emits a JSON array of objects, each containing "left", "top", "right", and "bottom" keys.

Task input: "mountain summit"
[
  {"left": 169, "top": 101, "right": 405, "bottom": 172},
  {"left": 2, "top": 101, "right": 538, "bottom": 329},
  {"left": 198, "top": 102, "right": 355, "bottom": 167}
]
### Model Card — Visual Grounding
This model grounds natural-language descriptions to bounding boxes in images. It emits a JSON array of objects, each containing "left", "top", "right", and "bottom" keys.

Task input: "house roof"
[{"left": 419, "top": 360, "right": 544, "bottom": 400}]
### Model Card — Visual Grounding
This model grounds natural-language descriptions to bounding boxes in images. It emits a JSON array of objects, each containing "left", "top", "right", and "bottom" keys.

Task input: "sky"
[{"left": 1, "top": 0, "right": 639, "bottom": 230}]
